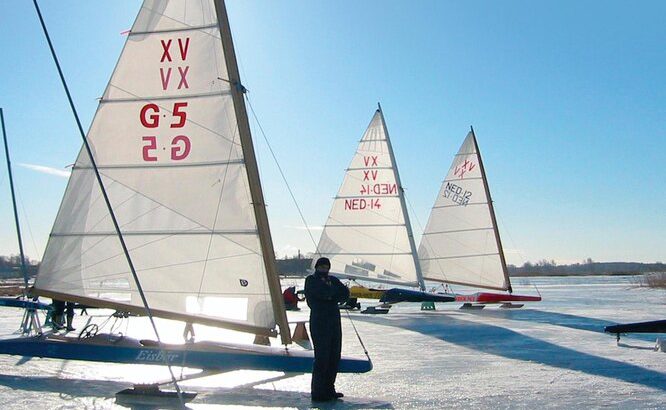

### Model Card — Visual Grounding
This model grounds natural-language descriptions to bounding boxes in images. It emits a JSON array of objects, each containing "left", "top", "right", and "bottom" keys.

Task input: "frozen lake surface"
[{"left": 0, "top": 275, "right": 664, "bottom": 409}]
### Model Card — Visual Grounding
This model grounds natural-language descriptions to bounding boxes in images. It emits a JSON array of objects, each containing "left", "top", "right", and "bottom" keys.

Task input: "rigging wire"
[
  {"left": 32, "top": 1, "right": 184, "bottom": 405},
  {"left": 16, "top": 187, "right": 40, "bottom": 263},
  {"left": 244, "top": 95, "right": 319, "bottom": 251},
  {"left": 243, "top": 95, "right": 372, "bottom": 359},
  {"left": 496, "top": 211, "right": 540, "bottom": 294},
  {"left": 344, "top": 309, "right": 372, "bottom": 362}
]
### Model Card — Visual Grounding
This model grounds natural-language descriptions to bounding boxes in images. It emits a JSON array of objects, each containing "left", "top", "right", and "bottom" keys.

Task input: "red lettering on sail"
[
  {"left": 177, "top": 66, "right": 190, "bottom": 89},
  {"left": 363, "top": 156, "right": 378, "bottom": 167},
  {"left": 454, "top": 159, "right": 476, "bottom": 178},
  {"left": 171, "top": 102, "right": 188, "bottom": 128},
  {"left": 177, "top": 38, "right": 190, "bottom": 60},
  {"left": 160, "top": 68, "right": 172, "bottom": 91},
  {"left": 160, "top": 39, "right": 172, "bottom": 62},
  {"left": 171, "top": 136, "right": 191, "bottom": 160},
  {"left": 140, "top": 104, "right": 160, "bottom": 128},
  {"left": 358, "top": 183, "right": 397, "bottom": 195},
  {"left": 362, "top": 170, "right": 378, "bottom": 181},
  {"left": 139, "top": 103, "right": 190, "bottom": 161},
  {"left": 344, "top": 198, "right": 382, "bottom": 211},
  {"left": 142, "top": 136, "right": 157, "bottom": 161}
]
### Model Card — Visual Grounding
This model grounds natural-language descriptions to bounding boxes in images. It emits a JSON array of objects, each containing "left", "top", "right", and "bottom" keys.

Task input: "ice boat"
[
  {"left": 0, "top": 0, "right": 371, "bottom": 375},
  {"left": 313, "top": 106, "right": 452, "bottom": 309},
  {"left": 605, "top": 319, "right": 666, "bottom": 342},
  {"left": 418, "top": 128, "right": 541, "bottom": 308}
]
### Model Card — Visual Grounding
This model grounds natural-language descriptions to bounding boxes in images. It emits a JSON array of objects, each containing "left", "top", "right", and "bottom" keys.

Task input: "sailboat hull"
[
  {"left": 454, "top": 292, "right": 542, "bottom": 304},
  {"left": 0, "top": 334, "right": 372, "bottom": 373},
  {"left": 605, "top": 320, "right": 666, "bottom": 334},
  {"left": 0, "top": 298, "right": 51, "bottom": 310}
]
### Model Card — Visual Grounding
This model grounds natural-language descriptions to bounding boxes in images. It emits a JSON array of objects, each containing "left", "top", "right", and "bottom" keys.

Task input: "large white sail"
[
  {"left": 315, "top": 109, "right": 423, "bottom": 288},
  {"left": 35, "top": 0, "right": 288, "bottom": 338},
  {"left": 418, "top": 130, "right": 511, "bottom": 291}
]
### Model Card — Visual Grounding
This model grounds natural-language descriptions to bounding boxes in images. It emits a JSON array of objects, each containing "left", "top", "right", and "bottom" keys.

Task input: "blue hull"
[
  {"left": 0, "top": 334, "right": 372, "bottom": 374},
  {"left": 0, "top": 298, "right": 51, "bottom": 310}
]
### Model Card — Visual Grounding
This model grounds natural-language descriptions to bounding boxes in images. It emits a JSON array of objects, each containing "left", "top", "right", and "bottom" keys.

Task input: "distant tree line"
[
  {"left": 2, "top": 254, "right": 665, "bottom": 279},
  {"left": 508, "top": 258, "right": 666, "bottom": 277},
  {"left": 276, "top": 255, "right": 666, "bottom": 277},
  {"left": 0, "top": 255, "right": 39, "bottom": 279},
  {"left": 276, "top": 255, "right": 312, "bottom": 276}
]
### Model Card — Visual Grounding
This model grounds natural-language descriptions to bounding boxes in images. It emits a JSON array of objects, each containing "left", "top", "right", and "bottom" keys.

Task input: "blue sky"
[{"left": 0, "top": 1, "right": 664, "bottom": 265}]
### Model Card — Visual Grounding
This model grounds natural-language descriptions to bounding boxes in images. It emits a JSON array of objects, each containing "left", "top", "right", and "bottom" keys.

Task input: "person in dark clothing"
[
  {"left": 305, "top": 257, "right": 350, "bottom": 402},
  {"left": 52, "top": 299, "right": 76, "bottom": 331}
]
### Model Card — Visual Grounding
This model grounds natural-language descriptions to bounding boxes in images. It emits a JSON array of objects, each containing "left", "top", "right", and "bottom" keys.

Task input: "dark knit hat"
[{"left": 314, "top": 257, "right": 331, "bottom": 268}]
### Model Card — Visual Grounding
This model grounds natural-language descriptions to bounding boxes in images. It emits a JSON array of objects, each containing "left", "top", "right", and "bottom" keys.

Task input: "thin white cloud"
[{"left": 19, "top": 163, "right": 70, "bottom": 179}]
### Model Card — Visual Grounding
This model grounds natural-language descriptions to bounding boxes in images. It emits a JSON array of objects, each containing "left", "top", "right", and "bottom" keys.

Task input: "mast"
[
  {"left": 0, "top": 109, "right": 30, "bottom": 290},
  {"left": 469, "top": 126, "right": 512, "bottom": 293},
  {"left": 213, "top": 0, "right": 292, "bottom": 345},
  {"left": 377, "top": 103, "right": 426, "bottom": 291}
]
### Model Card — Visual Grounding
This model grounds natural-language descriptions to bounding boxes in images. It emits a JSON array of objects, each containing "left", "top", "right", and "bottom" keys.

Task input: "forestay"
[
  {"left": 315, "top": 109, "right": 422, "bottom": 287},
  {"left": 35, "top": 0, "right": 287, "bottom": 338},
  {"left": 418, "top": 131, "right": 511, "bottom": 291}
]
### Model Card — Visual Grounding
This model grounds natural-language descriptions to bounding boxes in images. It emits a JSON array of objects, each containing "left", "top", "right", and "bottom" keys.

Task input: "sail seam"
[
  {"left": 422, "top": 227, "right": 493, "bottom": 235},
  {"left": 443, "top": 176, "right": 483, "bottom": 181},
  {"left": 100, "top": 90, "right": 230, "bottom": 104},
  {"left": 130, "top": 23, "right": 219, "bottom": 36},
  {"left": 336, "top": 195, "right": 400, "bottom": 199},
  {"left": 44, "top": 251, "right": 259, "bottom": 283},
  {"left": 323, "top": 223, "right": 406, "bottom": 228},
  {"left": 421, "top": 252, "right": 500, "bottom": 260},
  {"left": 432, "top": 202, "right": 487, "bottom": 209},
  {"left": 346, "top": 166, "right": 393, "bottom": 171},
  {"left": 74, "top": 289, "right": 272, "bottom": 296},
  {"left": 73, "top": 159, "right": 244, "bottom": 170},
  {"left": 325, "top": 252, "right": 413, "bottom": 256},
  {"left": 50, "top": 230, "right": 257, "bottom": 237}
]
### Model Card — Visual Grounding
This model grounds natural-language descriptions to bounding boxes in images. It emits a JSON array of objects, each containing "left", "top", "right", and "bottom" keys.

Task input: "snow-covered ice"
[{"left": 0, "top": 275, "right": 664, "bottom": 409}]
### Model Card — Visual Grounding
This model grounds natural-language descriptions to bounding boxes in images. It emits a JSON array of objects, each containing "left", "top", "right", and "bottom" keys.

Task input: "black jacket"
[{"left": 304, "top": 272, "right": 349, "bottom": 324}]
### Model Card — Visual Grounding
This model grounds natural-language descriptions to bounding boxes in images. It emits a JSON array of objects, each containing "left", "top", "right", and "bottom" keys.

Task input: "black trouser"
[
  {"left": 310, "top": 320, "right": 342, "bottom": 399},
  {"left": 52, "top": 301, "right": 74, "bottom": 326}
]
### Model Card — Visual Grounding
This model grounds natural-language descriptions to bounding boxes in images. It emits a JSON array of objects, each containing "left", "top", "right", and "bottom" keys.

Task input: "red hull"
[{"left": 455, "top": 292, "right": 541, "bottom": 304}]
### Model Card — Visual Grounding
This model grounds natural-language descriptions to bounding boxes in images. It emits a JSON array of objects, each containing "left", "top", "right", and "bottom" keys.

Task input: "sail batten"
[
  {"left": 421, "top": 252, "right": 501, "bottom": 261},
  {"left": 101, "top": 90, "right": 231, "bottom": 104},
  {"left": 422, "top": 227, "right": 493, "bottom": 235},
  {"left": 418, "top": 131, "right": 511, "bottom": 291},
  {"left": 35, "top": 0, "right": 286, "bottom": 337},
  {"left": 75, "top": 159, "right": 244, "bottom": 170},
  {"left": 315, "top": 109, "right": 422, "bottom": 287},
  {"left": 130, "top": 23, "right": 220, "bottom": 36},
  {"left": 51, "top": 229, "right": 258, "bottom": 237}
]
